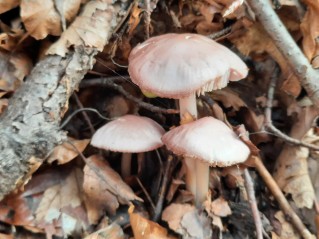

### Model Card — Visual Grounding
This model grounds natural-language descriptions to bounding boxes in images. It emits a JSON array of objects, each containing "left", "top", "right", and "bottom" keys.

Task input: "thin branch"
[
  {"left": 144, "top": 0, "right": 151, "bottom": 39},
  {"left": 136, "top": 176, "right": 156, "bottom": 210},
  {"left": 81, "top": 78, "right": 179, "bottom": 114},
  {"left": 73, "top": 93, "right": 95, "bottom": 136},
  {"left": 253, "top": 156, "right": 315, "bottom": 239},
  {"left": 153, "top": 155, "right": 173, "bottom": 221},
  {"left": 246, "top": 0, "right": 319, "bottom": 107},
  {"left": 264, "top": 67, "right": 319, "bottom": 151},
  {"left": 243, "top": 169, "right": 263, "bottom": 239}
]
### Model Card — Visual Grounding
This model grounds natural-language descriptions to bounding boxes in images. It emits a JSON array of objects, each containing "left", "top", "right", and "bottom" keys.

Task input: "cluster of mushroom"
[{"left": 91, "top": 33, "right": 251, "bottom": 207}]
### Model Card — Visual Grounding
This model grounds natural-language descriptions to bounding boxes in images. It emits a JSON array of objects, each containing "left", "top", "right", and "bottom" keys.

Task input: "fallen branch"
[
  {"left": 0, "top": 1, "right": 127, "bottom": 200},
  {"left": 246, "top": 0, "right": 319, "bottom": 107},
  {"left": 252, "top": 156, "right": 315, "bottom": 239},
  {"left": 244, "top": 169, "right": 263, "bottom": 239}
]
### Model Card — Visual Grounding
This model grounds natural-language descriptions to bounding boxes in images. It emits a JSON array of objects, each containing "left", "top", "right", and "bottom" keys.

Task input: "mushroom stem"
[
  {"left": 179, "top": 94, "right": 209, "bottom": 207},
  {"left": 121, "top": 153, "right": 132, "bottom": 178},
  {"left": 196, "top": 160, "right": 210, "bottom": 207}
]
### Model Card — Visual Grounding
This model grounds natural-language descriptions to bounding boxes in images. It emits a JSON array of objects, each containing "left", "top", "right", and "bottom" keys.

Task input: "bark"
[{"left": 0, "top": 1, "right": 126, "bottom": 200}]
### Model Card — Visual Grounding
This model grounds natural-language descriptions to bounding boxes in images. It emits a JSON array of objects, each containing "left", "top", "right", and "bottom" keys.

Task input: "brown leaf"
[
  {"left": 35, "top": 167, "right": 89, "bottom": 238},
  {"left": 274, "top": 145, "right": 314, "bottom": 208},
  {"left": 162, "top": 203, "right": 212, "bottom": 238},
  {"left": 84, "top": 223, "right": 124, "bottom": 239},
  {"left": 85, "top": 155, "right": 142, "bottom": 204},
  {"left": 127, "top": 3, "right": 142, "bottom": 38},
  {"left": 0, "top": 22, "right": 25, "bottom": 51},
  {"left": 20, "top": 0, "right": 81, "bottom": 40},
  {"left": 0, "top": 51, "right": 32, "bottom": 92},
  {"left": 274, "top": 211, "right": 300, "bottom": 238},
  {"left": 211, "top": 88, "right": 246, "bottom": 111},
  {"left": 47, "top": 138, "right": 90, "bottom": 164},
  {"left": 129, "top": 205, "right": 176, "bottom": 239},
  {"left": 232, "top": 23, "right": 301, "bottom": 96},
  {"left": 83, "top": 165, "right": 119, "bottom": 224},
  {"left": 205, "top": 197, "right": 232, "bottom": 217},
  {"left": 47, "top": 1, "right": 113, "bottom": 56},
  {"left": 0, "top": 0, "right": 19, "bottom": 14},
  {"left": 300, "top": 0, "right": 319, "bottom": 64}
]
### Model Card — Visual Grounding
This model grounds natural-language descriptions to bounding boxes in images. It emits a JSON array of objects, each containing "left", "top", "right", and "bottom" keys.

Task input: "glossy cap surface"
[
  {"left": 91, "top": 115, "right": 165, "bottom": 153},
  {"left": 162, "top": 117, "right": 250, "bottom": 166},
  {"left": 128, "top": 33, "right": 248, "bottom": 98}
]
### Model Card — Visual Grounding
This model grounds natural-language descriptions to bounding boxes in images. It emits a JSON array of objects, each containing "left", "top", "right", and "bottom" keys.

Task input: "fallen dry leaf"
[
  {"left": 206, "top": 197, "right": 232, "bottom": 217},
  {"left": 232, "top": 23, "right": 301, "bottom": 96},
  {"left": 0, "top": 51, "right": 32, "bottom": 92},
  {"left": 274, "top": 145, "right": 314, "bottom": 208},
  {"left": 300, "top": 0, "right": 319, "bottom": 66},
  {"left": 0, "top": 22, "right": 25, "bottom": 51},
  {"left": 47, "top": 138, "right": 90, "bottom": 164},
  {"left": 47, "top": 0, "right": 113, "bottom": 56},
  {"left": 84, "top": 155, "right": 142, "bottom": 204},
  {"left": 274, "top": 211, "right": 300, "bottom": 238},
  {"left": 162, "top": 203, "right": 212, "bottom": 238},
  {"left": 129, "top": 205, "right": 176, "bottom": 239},
  {"left": 20, "top": 0, "right": 81, "bottom": 40},
  {"left": 84, "top": 223, "right": 124, "bottom": 239},
  {"left": 83, "top": 164, "right": 120, "bottom": 224},
  {"left": 0, "top": 0, "right": 19, "bottom": 14},
  {"left": 211, "top": 88, "right": 246, "bottom": 111},
  {"left": 35, "top": 167, "right": 89, "bottom": 238}
]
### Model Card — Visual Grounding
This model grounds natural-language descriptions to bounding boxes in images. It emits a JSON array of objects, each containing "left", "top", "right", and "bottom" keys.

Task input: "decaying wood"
[{"left": 0, "top": 1, "right": 127, "bottom": 200}]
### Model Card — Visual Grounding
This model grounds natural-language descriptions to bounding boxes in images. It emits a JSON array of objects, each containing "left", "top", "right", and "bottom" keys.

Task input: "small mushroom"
[
  {"left": 91, "top": 114, "right": 165, "bottom": 178},
  {"left": 128, "top": 33, "right": 248, "bottom": 204},
  {"left": 162, "top": 117, "right": 250, "bottom": 206}
]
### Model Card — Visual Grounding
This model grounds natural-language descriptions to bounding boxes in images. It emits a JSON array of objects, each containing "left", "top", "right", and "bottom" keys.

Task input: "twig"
[
  {"left": 207, "top": 26, "right": 232, "bottom": 41},
  {"left": 264, "top": 67, "right": 319, "bottom": 151},
  {"left": 144, "top": 0, "right": 151, "bottom": 39},
  {"left": 252, "top": 156, "right": 315, "bottom": 239},
  {"left": 81, "top": 79, "right": 179, "bottom": 114},
  {"left": 73, "top": 93, "right": 95, "bottom": 136},
  {"left": 136, "top": 176, "right": 156, "bottom": 210},
  {"left": 153, "top": 155, "right": 173, "bottom": 221},
  {"left": 60, "top": 108, "right": 112, "bottom": 129},
  {"left": 243, "top": 169, "right": 263, "bottom": 239},
  {"left": 245, "top": 0, "right": 319, "bottom": 107}
]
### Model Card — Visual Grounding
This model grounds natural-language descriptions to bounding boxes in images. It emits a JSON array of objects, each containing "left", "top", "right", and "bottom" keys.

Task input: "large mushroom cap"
[
  {"left": 162, "top": 117, "right": 250, "bottom": 166},
  {"left": 91, "top": 115, "right": 165, "bottom": 153},
  {"left": 128, "top": 33, "right": 248, "bottom": 98}
]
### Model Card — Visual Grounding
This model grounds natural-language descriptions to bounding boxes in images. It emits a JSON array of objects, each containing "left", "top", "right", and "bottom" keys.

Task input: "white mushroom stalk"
[
  {"left": 128, "top": 33, "right": 248, "bottom": 206},
  {"left": 162, "top": 117, "right": 251, "bottom": 206}
]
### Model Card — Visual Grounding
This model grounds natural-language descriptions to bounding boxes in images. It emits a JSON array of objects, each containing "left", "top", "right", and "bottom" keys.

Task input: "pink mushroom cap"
[
  {"left": 91, "top": 115, "right": 165, "bottom": 153},
  {"left": 162, "top": 117, "right": 250, "bottom": 166},
  {"left": 128, "top": 33, "right": 248, "bottom": 98}
]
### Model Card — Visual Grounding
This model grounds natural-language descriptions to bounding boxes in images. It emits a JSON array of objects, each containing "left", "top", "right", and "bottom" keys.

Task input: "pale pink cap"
[
  {"left": 91, "top": 115, "right": 165, "bottom": 153},
  {"left": 162, "top": 117, "right": 250, "bottom": 166},
  {"left": 128, "top": 33, "right": 248, "bottom": 98}
]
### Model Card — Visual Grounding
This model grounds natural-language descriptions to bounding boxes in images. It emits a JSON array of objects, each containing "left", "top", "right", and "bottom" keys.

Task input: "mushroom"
[
  {"left": 128, "top": 33, "right": 248, "bottom": 203},
  {"left": 162, "top": 117, "right": 250, "bottom": 206},
  {"left": 91, "top": 114, "right": 165, "bottom": 178}
]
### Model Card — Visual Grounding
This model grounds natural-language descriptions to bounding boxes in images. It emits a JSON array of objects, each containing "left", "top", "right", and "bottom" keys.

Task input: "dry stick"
[
  {"left": 253, "top": 156, "right": 315, "bottom": 239},
  {"left": 81, "top": 79, "right": 179, "bottom": 114},
  {"left": 73, "top": 93, "right": 96, "bottom": 136},
  {"left": 243, "top": 169, "right": 263, "bottom": 239},
  {"left": 153, "top": 155, "right": 173, "bottom": 222},
  {"left": 264, "top": 67, "right": 319, "bottom": 151},
  {"left": 144, "top": 0, "right": 151, "bottom": 39},
  {"left": 245, "top": 0, "right": 319, "bottom": 107},
  {"left": 135, "top": 176, "right": 156, "bottom": 211}
]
